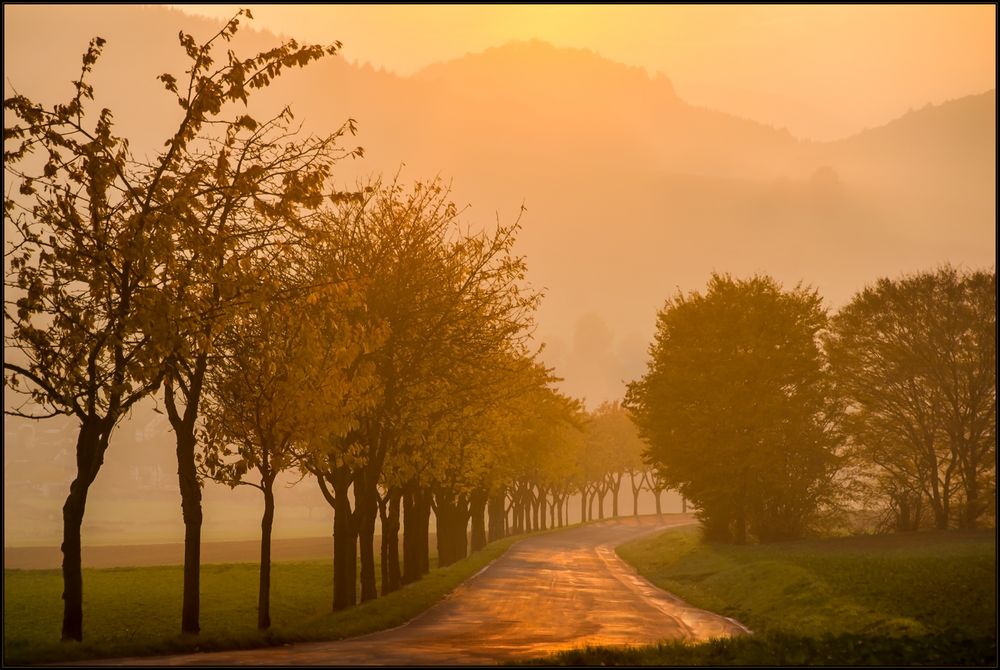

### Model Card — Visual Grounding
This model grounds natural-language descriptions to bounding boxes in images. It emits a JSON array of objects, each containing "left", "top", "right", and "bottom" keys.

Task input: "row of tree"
[
  {"left": 626, "top": 269, "right": 996, "bottom": 544},
  {"left": 1, "top": 12, "right": 525, "bottom": 641},
  {"left": 2, "top": 12, "right": 680, "bottom": 643}
]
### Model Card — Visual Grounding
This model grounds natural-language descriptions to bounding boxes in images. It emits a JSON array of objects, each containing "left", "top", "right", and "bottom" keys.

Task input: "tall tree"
[
  {"left": 625, "top": 274, "right": 840, "bottom": 543},
  {"left": 150, "top": 11, "right": 359, "bottom": 633},
  {"left": 5, "top": 37, "right": 174, "bottom": 642},
  {"left": 826, "top": 266, "right": 996, "bottom": 530}
]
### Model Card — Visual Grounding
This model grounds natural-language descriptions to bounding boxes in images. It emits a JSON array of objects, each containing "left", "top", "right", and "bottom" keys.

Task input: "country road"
[{"left": 86, "top": 517, "right": 749, "bottom": 666}]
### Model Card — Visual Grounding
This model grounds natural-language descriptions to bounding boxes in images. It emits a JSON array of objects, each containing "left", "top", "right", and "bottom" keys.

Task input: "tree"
[
  {"left": 199, "top": 265, "right": 378, "bottom": 629},
  {"left": 5, "top": 37, "right": 174, "bottom": 642},
  {"left": 148, "top": 11, "right": 358, "bottom": 634},
  {"left": 826, "top": 266, "right": 996, "bottom": 530},
  {"left": 625, "top": 274, "right": 840, "bottom": 543}
]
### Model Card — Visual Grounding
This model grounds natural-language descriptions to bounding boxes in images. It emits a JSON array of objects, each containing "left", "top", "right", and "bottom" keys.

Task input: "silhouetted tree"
[
  {"left": 5, "top": 37, "right": 174, "bottom": 642},
  {"left": 147, "top": 10, "right": 359, "bottom": 634}
]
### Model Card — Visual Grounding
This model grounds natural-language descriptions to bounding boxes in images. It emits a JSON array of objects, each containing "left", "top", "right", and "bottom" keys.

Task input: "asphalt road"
[{"left": 91, "top": 516, "right": 748, "bottom": 666}]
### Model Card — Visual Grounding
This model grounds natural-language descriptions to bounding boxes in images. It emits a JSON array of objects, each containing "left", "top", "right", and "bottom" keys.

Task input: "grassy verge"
[
  {"left": 616, "top": 525, "right": 996, "bottom": 637},
  {"left": 525, "top": 525, "right": 996, "bottom": 665},
  {"left": 522, "top": 632, "right": 997, "bottom": 666},
  {"left": 4, "top": 535, "right": 517, "bottom": 665}
]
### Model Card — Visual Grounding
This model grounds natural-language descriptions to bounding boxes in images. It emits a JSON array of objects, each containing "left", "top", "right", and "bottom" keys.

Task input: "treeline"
[
  {"left": 626, "top": 270, "right": 996, "bottom": 544},
  {"left": 2, "top": 12, "right": 675, "bottom": 644}
]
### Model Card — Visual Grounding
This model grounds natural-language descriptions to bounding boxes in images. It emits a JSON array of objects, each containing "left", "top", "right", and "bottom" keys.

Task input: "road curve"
[{"left": 91, "top": 516, "right": 748, "bottom": 666}]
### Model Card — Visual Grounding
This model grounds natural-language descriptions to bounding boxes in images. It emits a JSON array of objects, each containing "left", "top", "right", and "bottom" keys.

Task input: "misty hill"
[
  {"left": 3, "top": 5, "right": 995, "bottom": 545},
  {"left": 4, "top": 3, "right": 995, "bottom": 398}
]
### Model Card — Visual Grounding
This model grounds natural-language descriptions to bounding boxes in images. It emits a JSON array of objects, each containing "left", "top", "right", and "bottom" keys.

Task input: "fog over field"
[{"left": 3, "top": 4, "right": 995, "bottom": 548}]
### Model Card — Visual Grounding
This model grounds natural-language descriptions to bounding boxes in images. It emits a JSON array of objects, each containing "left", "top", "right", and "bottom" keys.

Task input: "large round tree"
[{"left": 625, "top": 274, "right": 839, "bottom": 543}]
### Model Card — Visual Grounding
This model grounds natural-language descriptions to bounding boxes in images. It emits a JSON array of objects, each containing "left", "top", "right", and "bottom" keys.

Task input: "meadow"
[{"left": 4, "top": 537, "right": 512, "bottom": 665}]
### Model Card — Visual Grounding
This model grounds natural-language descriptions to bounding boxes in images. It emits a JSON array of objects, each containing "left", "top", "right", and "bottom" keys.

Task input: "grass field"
[
  {"left": 526, "top": 525, "right": 997, "bottom": 665},
  {"left": 3, "top": 537, "right": 513, "bottom": 665},
  {"left": 616, "top": 525, "right": 996, "bottom": 637}
]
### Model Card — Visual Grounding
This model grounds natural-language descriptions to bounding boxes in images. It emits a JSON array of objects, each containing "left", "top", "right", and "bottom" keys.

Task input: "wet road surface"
[{"left": 90, "top": 516, "right": 749, "bottom": 665}]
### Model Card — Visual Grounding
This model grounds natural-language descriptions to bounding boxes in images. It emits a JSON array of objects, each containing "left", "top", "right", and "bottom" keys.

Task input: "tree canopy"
[{"left": 625, "top": 274, "right": 840, "bottom": 543}]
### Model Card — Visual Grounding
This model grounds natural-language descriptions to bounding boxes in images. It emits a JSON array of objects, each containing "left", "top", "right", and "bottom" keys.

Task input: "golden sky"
[{"left": 174, "top": 4, "right": 996, "bottom": 140}]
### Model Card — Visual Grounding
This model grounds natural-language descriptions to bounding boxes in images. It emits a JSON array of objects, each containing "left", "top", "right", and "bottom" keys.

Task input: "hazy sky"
[{"left": 174, "top": 4, "right": 996, "bottom": 140}]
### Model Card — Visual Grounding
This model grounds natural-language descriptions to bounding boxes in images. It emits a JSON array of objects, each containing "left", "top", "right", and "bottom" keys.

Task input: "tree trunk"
[
  {"left": 402, "top": 483, "right": 432, "bottom": 581},
  {"left": 580, "top": 490, "right": 587, "bottom": 524},
  {"left": 329, "top": 468, "right": 357, "bottom": 610},
  {"left": 734, "top": 508, "right": 747, "bottom": 545},
  {"left": 934, "top": 506, "right": 949, "bottom": 530},
  {"left": 436, "top": 494, "right": 454, "bottom": 567},
  {"left": 456, "top": 494, "right": 470, "bottom": 560},
  {"left": 385, "top": 489, "right": 402, "bottom": 593},
  {"left": 470, "top": 489, "right": 488, "bottom": 551},
  {"left": 526, "top": 492, "right": 535, "bottom": 533},
  {"left": 61, "top": 419, "right": 106, "bottom": 642},
  {"left": 436, "top": 491, "right": 469, "bottom": 567},
  {"left": 597, "top": 486, "right": 606, "bottom": 520},
  {"left": 654, "top": 489, "right": 663, "bottom": 520},
  {"left": 487, "top": 491, "right": 505, "bottom": 542},
  {"left": 682, "top": 496, "right": 688, "bottom": 514},
  {"left": 629, "top": 472, "right": 641, "bottom": 519},
  {"left": 378, "top": 488, "right": 402, "bottom": 596},
  {"left": 258, "top": 483, "right": 275, "bottom": 630},
  {"left": 165, "top": 362, "right": 207, "bottom": 636},
  {"left": 537, "top": 488, "right": 547, "bottom": 531},
  {"left": 61, "top": 481, "right": 88, "bottom": 643},
  {"left": 961, "top": 473, "right": 981, "bottom": 529},
  {"left": 417, "top": 487, "right": 431, "bottom": 577},
  {"left": 174, "top": 426, "right": 202, "bottom": 635},
  {"left": 355, "top": 470, "right": 379, "bottom": 602},
  {"left": 402, "top": 482, "right": 418, "bottom": 585},
  {"left": 379, "top": 492, "right": 389, "bottom": 595},
  {"left": 538, "top": 488, "right": 549, "bottom": 530},
  {"left": 611, "top": 479, "right": 620, "bottom": 518}
]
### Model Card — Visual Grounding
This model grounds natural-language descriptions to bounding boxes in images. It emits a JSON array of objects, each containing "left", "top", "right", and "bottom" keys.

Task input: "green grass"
[
  {"left": 615, "top": 525, "right": 996, "bottom": 638},
  {"left": 3, "top": 537, "right": 517, "bottom": 665},
  {"left": 519, "top": 632, "right": 997, "bottom": 666},
  {"left": 521, "top": 526, "right": 996, "bottom": 666}
]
